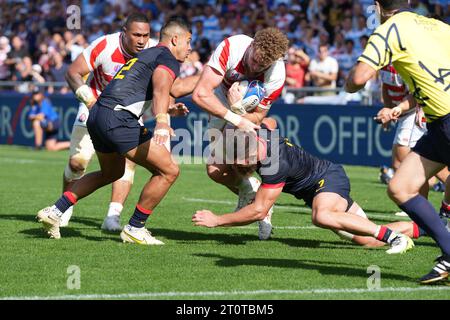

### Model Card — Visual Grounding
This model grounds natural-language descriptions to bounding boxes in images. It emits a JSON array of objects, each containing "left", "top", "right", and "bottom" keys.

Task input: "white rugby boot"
[
  {"left": 120, "top": 224, "right": 164, "bottom": 245},
  {"left": 37, "top": 206, "right": 62, "bottom": 239}
]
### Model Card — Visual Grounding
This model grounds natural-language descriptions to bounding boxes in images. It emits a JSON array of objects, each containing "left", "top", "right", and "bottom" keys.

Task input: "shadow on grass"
[
  {"left": 151, "top": 228, "right": 259, "bottom": 245},
  {"left": 19, "top": 227, "right": 120, "bottom": 243},
  {"left": 0, "top": 213, "right": 101, "bottom": 228},
  {"left": 194, "top": 253, "right": 416, "bottom": 282},
  {"left": 151, "top": 228, "right": 376, "bottom": 249}
]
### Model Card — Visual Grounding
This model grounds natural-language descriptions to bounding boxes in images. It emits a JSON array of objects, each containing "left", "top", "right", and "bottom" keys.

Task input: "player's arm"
[
  {"left": 242, "top": 106, "right": 269, "bottom": 125},
  {"left": 192, "top": 66, "right": 259, "bottom": 131},
  {"left": 170, "top": 74, "right": 200, "bottom": 98},
  {"left": 345, "top": 62, "right": 377, "bottom": 93},
  {"left": 152, "top": 66, "right": 176, "bottom": 145},
  {"left": 65, "top": 53, "right": 96, "bottom": 108},
  {"left": 192, "top": 186, "right": 282, "bottom": 227}
]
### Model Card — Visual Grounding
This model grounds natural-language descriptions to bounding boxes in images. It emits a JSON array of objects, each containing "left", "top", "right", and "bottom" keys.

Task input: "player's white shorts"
[{"left": 393, "top": 111, "right": 427, "bottom": 148}]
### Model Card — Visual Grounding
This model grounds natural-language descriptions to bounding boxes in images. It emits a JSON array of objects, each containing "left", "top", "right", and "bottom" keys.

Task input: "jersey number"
[{"left": 114, "top": 58, "right": 138, "bottom": 80}]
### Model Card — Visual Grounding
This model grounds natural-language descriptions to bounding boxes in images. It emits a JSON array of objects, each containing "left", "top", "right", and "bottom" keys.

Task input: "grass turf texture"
[{"left": 0, "top": 145, "right": 449, "bottom": 300}]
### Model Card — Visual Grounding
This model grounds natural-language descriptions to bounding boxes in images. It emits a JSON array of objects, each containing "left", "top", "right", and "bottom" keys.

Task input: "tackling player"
[
  {"left": 345, "top": 0, "right": 450, "bottom": 283},
  {"left": 192, "top": 28, "right": 288, "bottom": 240},
  {"left": 38, "top": 18, "right": 197, "bottom": 245},
  {"left": 192, "top": 119, "right": 419, "bottom": 254}
]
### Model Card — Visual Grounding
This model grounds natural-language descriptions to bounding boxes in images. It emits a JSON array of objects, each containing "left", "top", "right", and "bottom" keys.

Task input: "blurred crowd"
[{"left": 0, "top": 0, "right": 449, "bottom": 100}]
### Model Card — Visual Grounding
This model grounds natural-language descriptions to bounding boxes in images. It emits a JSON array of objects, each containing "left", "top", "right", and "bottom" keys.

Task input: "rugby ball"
[{"left": 238, "top": 80, "right": 266, "bottom": 112}]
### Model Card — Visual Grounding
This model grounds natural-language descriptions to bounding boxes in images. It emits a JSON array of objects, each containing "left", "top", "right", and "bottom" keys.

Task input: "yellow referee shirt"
[{"left": 358, "top": 11, "right": 450, "bottom": 121}]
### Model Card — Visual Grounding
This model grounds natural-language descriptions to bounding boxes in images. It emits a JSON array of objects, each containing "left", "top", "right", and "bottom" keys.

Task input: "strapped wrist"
[
  {"left": 75, "top": 84, "right": 95, "bottom": 106},
  {"left": 224, "top": 110, "right": 242, "bottom": 127},
  {"left": 155, "top": 113, "right": 168, "bottom": 123}
]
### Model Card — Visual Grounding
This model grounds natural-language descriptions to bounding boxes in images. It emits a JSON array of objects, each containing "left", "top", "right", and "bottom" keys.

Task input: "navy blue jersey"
[
  {"left": 97, "top": 45, "right": 180, "bottom": 118},
  {"left": 257, "top": 124, "right": 332, "bottom": 199}
]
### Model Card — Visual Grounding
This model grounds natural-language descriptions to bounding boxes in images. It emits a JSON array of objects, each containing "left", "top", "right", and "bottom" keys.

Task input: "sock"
[
  {"left": 441, "top": 201, "right": 450, "bottom": 217},
  {"left": 129, "top": 204, "right": 152, "bottom": 228},
  {"left": 107, "top": 202, "right": 123, "bottom": 217},
  {"left": 374, "top": 225, "right": 398, "bottom": 244},
  {"left": 400, "top": 194, "right": 450, "bottom": 256},
  {"left": 412, "top": 222, "right": 426, "bottom": 239},
  {"left": 412, "top": 219, "right": 448, "bottom": 238},
  {"left": 54, "top": 191, "right": 77, "bottom": 216}
]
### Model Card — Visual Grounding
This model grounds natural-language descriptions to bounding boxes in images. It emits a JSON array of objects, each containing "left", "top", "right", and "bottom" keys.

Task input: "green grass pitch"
[{"left": 0, "top": 145, "right": 449, "bottom": 300}]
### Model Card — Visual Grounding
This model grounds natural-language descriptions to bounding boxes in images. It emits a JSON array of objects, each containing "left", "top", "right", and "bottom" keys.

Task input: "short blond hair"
[{"left": 253, "top": 28, "right": 289, "bottom": 66}]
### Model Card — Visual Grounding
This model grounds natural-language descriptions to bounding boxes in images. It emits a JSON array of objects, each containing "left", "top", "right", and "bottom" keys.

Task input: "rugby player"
[
  {"left": 345, "top": 0, "right": 450, "bottom": 283},
  {"left": 63, "top": 13, "right": 157, "bottom": 231},
  {"left": 37, "top": 18, "right": 196, "bottom": 245},
  {"left": 192, "top": 28, "right": 289, "bottom": 240},
  {"left": 192, "top": 118, "right": 417, "bottom": 254}
]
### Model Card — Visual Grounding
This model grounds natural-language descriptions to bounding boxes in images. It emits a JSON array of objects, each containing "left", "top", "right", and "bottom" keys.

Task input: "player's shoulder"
[
  {"left": 372, "top": 11, "right": 416, "bottom": 36},
  {"left": 227, "top": 34, "right": 253, "bottom": 43},
  {"left": 264, "top": 58, "right": 286, "bottom": 81}
]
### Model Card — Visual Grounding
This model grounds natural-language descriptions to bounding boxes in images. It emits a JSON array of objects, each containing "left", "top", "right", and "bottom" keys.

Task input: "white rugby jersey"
[
  {"left": 207, "top": 34, "right": 285, "bottom": 110},
  {"left": 82, "top": 32, "right": 157, "bottom": 98},
  {"left": 380, "top": 64, "right": 409, "bottom": 107}
]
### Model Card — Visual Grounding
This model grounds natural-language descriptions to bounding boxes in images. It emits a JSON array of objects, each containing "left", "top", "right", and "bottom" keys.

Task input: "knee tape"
[
  {"left": 64, "top": 154, "right": 91, "bottom": 181},
  {"left": 118, "top": 162, "right": 135, "bottom": 184}
]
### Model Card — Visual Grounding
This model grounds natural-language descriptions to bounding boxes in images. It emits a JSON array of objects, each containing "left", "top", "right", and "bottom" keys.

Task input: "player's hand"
[
  {"left": 153, "top": 122, "right": 173, "bottom": 146},
  {"left": 237, "top": 116, "right": 260, "bottom": 133},
  {"left": 227, "top": 82, "right": 245, "bottom": 106},
  {"left": 192, "top": 210, "right": 219, "bottom": 227},
  {"left": 85, "top": 98, "right": 97, "bottom": 109},
  {"left": 374, "top": 107, "right": 396, "bottom": 129},
  {"left": 168, "top": 102, "right": 189, "bottom": 117},
  {"left": 415, "top": 107, "right": 426, "bottom": 128}
]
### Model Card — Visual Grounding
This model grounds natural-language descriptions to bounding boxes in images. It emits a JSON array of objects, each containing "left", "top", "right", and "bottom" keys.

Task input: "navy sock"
[
  {"left": 400, "top": 195, "right": 450, "bottom": 255},
  {"left": 129, "top": 205, "right": 152, "bottom": 228},
  {"left": 376, "top": 226, "right": 395, "bottom": 243},
  {"left": 54, "top": 191, "right": 76, "bottom": 215}
]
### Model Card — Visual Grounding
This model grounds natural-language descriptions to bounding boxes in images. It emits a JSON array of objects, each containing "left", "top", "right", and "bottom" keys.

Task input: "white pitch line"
[
  {"left": 2, "top": 286, "right": 450, "bottom": 300},
  {"left": 182, "top": 197, "right": 408, "bottom": 221}
]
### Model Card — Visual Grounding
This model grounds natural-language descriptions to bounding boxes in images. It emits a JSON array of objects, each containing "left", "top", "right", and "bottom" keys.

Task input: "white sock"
[
  {"left": 51, "top": 205, "right": 64, "bottom": 217},
  {"left": 61, "top": 206, "right": 73, "bottom": 219},
  {"left": 107, "top": 202, "right": 123, "bottom": 217}
]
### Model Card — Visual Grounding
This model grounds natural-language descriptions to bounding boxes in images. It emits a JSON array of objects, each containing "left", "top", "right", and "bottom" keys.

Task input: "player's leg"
[
  {"left": 388, "top": 152, "right": 450, "bottom": 283},
  {"left": 61, "top": 125, "right": 96, "bottom": 226},
  {"left": 440, "top": 169, "right": 450, "bottom": 218},
  {"left": 206, "top": 163, "right": 240, "bottom": 194},
  {"left": 119, "top": 138, "right": 179, "bottom": 245},
  {"left": 32, "top": 119, "right": 43, "bottom": 149},
  {"left": 102, "top": 159, "right": 136, "bottom": 232},
  {"left": 44, "top": 137, "right": 70, "bottom": 151},
  {"left": 37, "top": 151, "right": 126, "bottom": 239},
  {"left": 311, "top": 193, "right": 413, "bottom": 254}
]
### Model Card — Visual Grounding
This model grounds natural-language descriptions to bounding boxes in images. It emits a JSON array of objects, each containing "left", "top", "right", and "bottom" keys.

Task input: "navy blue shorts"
[
  {"left": 300, "top": 164, "right": 354, "bottom": 212},
  {"left": 413, "top": 113, "right": 450, "bottom": 167},
  {"left": 86, "top": 104, "right": 152, "bottom": 154},
  {"left": 44, "top": 129, "right": 58, "bottom": 141}
]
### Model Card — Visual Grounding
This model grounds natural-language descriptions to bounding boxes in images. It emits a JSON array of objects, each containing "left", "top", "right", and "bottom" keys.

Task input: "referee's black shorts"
[{"left": 413, "top": 113, "right": 450, "bottom": 167}]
